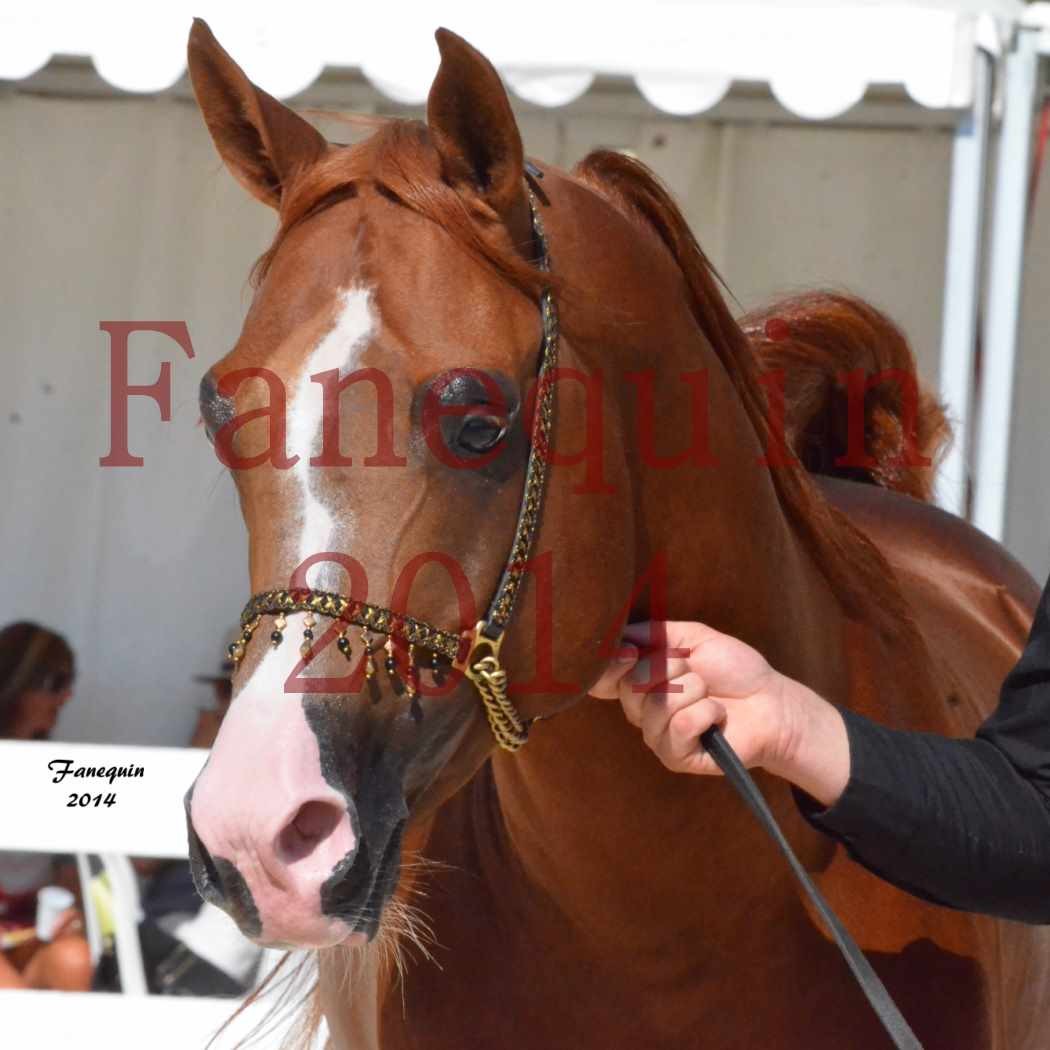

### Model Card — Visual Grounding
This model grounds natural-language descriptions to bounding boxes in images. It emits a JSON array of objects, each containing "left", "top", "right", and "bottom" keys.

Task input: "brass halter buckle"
[
  {"left": 456, "top": 622, "right": 530, "bottom": 752},
  {"left": 227, "top": 189, "right": 554, "bottom": 753}
]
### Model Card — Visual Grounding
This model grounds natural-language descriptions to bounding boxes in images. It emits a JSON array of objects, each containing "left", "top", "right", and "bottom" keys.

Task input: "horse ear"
[
  {"left": 186, "top": 18, "right": 327, "bottom": 209},
  {"left": 427, "top": 29, "right": 526, "bottom": 222}
]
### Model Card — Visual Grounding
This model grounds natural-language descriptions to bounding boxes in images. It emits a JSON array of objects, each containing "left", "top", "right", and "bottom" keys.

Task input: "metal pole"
[
  {"left": 936, "top": 48, "right": 993, "bottom": 517},
  {"left": 973, "top": 26, "right": 1040, "bottom": 542}
]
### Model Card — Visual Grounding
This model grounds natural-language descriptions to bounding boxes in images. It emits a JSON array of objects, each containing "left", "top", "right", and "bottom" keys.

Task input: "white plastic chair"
[{"left": 0, "top": 739, "right": 321, "bottom": 1049}]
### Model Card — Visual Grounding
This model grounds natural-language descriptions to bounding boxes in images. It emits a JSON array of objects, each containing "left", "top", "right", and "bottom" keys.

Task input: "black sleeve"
[{"left": 795, "top": 573, "right": 1050, "bottom": 924}]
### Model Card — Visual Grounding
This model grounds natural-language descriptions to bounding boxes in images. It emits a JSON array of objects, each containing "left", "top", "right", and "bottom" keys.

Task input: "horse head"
[{"left": 183, "top": 19, "right": 637, "bottom": 949}]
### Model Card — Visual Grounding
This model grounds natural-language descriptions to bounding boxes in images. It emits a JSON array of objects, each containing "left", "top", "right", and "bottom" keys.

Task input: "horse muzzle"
[{"left": 183, "top": 674, "right": 406, "bottom": 948}]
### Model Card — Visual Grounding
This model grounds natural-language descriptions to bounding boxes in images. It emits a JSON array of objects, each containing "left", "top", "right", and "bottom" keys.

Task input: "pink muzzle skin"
[{"left": 188, "top": 617, "right": 366, "bottom": 948}]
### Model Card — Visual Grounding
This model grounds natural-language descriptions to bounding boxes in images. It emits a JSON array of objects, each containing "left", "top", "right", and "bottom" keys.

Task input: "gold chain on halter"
[{"left": 460, "top": 623, "right": 530, "bottom": 751}]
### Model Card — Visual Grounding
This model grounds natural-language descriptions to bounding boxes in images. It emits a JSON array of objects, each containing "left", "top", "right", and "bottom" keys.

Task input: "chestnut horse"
[{"left": 184, "top": 20, "right": 1050, "bottom": 1050}]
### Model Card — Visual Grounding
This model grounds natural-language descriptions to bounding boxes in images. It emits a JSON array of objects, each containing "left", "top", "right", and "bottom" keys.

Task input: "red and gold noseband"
[{"left": 226, "top": 189, "right": 556, "bottom": 753}]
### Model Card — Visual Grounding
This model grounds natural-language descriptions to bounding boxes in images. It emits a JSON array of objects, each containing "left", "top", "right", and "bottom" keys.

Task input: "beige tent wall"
[{"left": 2, "top": 69, "right": 1047, "bottom": 744}]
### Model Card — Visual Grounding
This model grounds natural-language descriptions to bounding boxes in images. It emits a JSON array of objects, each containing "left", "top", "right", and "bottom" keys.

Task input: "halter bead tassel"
[
  {"left": 384, "top": 637, "right": 405, "bottom": 696},
  {"left": 407, "top": 645, "right": 423, "bottom": 723},
  {"left": 337, "top": 630, "right": 352, "bottom": 660},
  {"left": 228, "top": 616, "right": 258, "bottom": 668},
  {"left": 300, "top": 611, "right": 316, "bottom": 662},
  {"left": 361, "top": 628, "right": 376, "bottom": 679},
  {"left": 430, "top": 649, "right": 445, "bottom": 685}
]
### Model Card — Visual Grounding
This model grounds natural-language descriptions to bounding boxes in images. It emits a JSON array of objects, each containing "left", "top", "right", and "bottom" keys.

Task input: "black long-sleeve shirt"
[{"left": 797, "top": 572, "right": 1050, "bottom": 924}]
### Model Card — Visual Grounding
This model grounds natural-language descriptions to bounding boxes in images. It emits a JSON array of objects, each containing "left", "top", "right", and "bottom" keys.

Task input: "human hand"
[
  {"left": 590, "top": 621, "right": 792, "bottom": 775},
  {"left": 50, "top": 908, "right": 84, "bottom": 940},
  {"left": 590, "top": 621, "right": 849, "bottom": 805}
]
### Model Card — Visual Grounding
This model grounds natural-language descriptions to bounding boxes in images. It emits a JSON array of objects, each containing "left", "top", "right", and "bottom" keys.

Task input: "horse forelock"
[{"left": 249, "top": 117, "right": 551, "bottom": 304}]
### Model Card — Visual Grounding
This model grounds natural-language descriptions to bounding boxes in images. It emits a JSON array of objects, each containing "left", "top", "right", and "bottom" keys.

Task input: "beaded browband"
[{"left": 227, "top": 189, "right": 557, "bottom": 752}]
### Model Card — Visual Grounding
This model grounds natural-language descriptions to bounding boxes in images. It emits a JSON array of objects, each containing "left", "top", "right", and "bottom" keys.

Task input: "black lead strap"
[{"left": 699, "top": 726, "right": 924, "bottom": 1050}]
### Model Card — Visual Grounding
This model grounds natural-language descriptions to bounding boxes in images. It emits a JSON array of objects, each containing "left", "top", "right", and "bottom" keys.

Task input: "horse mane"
[{"left": 572, "top": 149, "right": 921, "bottom": 638}]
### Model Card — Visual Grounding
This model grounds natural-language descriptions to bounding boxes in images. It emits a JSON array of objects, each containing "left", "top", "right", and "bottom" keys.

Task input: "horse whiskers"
[
  {"left": 398, "top": 847, "right": 456, "bottom": 877},
  {"left": 373, "top": 895, "right": 440, "bottom": 1016},
  {"left": 314, "top": 886, "right": 440, "bottom": 1017},
  {"left": 206, "top": 950, "right": 321, "bottom": 1050},
  {"left": 244, "top": 886, "right": 441, "bottom": 1047}
]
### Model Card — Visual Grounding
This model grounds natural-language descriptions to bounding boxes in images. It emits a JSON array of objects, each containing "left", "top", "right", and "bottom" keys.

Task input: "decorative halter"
[{"left": 226, "top": 189, "right": 557, "bottom": 752}]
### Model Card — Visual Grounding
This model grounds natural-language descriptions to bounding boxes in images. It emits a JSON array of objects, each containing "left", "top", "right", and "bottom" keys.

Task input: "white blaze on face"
[
  {"left": 288, "top": 286, "right": 376, "bottom": 590},
  {"left": 189, "top": 288, "right": 378, "bottom": 948}
]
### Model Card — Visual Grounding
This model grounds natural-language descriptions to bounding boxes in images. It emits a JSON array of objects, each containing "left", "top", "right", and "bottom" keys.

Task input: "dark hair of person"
[{"left": 0, "top": 622, "right": 75, "bottom": 736}]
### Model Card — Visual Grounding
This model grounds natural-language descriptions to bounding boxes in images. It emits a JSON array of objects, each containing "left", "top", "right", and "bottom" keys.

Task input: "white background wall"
[{"left": 2, "top": 66, "right": 1047, "bottom": 745}]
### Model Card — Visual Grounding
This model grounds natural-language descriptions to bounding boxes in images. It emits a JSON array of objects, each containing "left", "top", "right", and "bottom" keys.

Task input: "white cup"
[{"left": 35, "top": 885, "right": 75, "bottom": 941}]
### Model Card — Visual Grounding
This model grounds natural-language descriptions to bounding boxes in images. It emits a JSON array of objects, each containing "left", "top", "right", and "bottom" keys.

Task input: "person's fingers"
[
  {"left": 620, "top": 658, "right": 698, "bottom": 726},
  {"left": 622, "top": 620, "right": 728, "bottom": 656},
  {"left": 621, "top": 659, "right": 697, "bottom": 726},
  {"left": 619, "top": 678, "right": 645, "bottom": 726},
  {"left": 664, "top": 697, "right": 727, "bottom": 765},
  {"left": 588, "top": 644, "right": 639, "bottom": 700},
  {"left": 624, "top": 655, "right": 693, "bottom": 693},
  {"left": 639, "top": 672, "right": 708, "bottom": 751},
  {"left": 625, "top": 620, "right": 773, "bottom": 698}
]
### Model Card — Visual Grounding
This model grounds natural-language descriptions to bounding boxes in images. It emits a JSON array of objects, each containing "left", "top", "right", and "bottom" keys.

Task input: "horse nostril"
[{"left": 277, "top": 800, "right": 347, "bottom": 865}]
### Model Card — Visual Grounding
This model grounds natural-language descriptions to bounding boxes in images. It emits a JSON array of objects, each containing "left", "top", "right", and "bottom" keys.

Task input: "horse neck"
[
  {"left": 485, "top": 317, "right": 857, "bottom": 958},
  {"left": 603, "top": 298, "right": 854, "bottom": 692}
]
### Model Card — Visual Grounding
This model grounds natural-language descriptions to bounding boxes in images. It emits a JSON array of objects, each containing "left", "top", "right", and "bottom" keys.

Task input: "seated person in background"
[{"left": 0, "top": 622, "right": 92, "bottom": 991}]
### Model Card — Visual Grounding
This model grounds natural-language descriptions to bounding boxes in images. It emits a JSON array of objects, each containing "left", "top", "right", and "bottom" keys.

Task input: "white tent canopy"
[{"left": 0, "top": 1, "right": 1021, "bottom": 117}]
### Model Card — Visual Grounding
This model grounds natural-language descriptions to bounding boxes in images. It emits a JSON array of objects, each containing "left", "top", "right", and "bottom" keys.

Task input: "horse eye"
[{"left": 457, "top": 415, "right": 507, "bottom": 454}]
